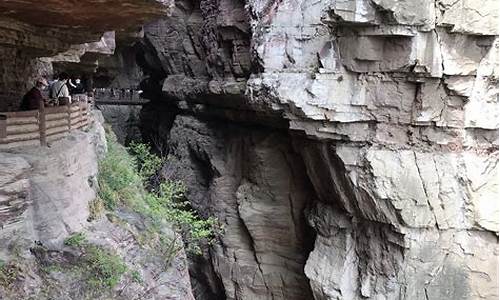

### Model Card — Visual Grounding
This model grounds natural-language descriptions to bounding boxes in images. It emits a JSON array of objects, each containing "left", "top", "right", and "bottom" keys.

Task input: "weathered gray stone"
[
  {"left": 99, "top": 105, "right": 142, "bottom": 144},
  {"left": 1, "top": 0, "right": 498, "bottom": 298},
  {"left": 0, "top": 114, "right": 194, "bottom": 300},
  {"left": 437, "top": 0, "right": 499, "bottom": 35},
  {"left": 148, "top": 114, "right": 315, "bottom": 300}
]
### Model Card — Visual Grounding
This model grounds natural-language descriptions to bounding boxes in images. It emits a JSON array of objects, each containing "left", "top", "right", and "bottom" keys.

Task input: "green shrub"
[
  {"left": 97, "top": 132, "right": 218, "bottom": 255},
  {"left": 155, "top": 183, "right": 217, "bottom": 254},
  {"left": 79, "top": 245, "right": 127, "bottom": 289},
  {"left": 128, "top": 141, "right": 164, "bottom": 181},
  {"left": 97, "top": 133, "right": 144, "bottom": 210},
  {"left": 130, "top": 270, "right": 143, "bottom": 284},
  {"left": 64, "top": 232, "right": 87, "bottom": 247},
  {"left": 34, "top": 239, "right": 127, "bottom": 290}
]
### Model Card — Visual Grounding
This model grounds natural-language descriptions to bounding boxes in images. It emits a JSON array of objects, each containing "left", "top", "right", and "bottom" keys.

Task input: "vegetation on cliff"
[{"left": 98, "top": 129, "right": 217, "bottom": 255}]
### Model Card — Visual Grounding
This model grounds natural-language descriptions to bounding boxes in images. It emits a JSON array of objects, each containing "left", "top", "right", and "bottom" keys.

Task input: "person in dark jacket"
[
  {"left": 20, "top": 78, "right": 48, "bottom": 111},
  {"left": 69, "top": 76, "right": 85, "bottom": 95}
]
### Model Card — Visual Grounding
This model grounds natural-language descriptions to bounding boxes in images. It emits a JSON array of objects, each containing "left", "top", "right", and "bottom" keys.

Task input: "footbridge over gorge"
[{"left": 93, "top": 88, "right": 150, "bottom": 107}]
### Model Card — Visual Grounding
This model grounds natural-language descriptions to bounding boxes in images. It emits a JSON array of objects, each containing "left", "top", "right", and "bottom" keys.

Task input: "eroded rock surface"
[
  {"left": 100, "top": 105, "right": 142, "bottom": 144},
  {"left": 142, "top": 107, "right": 315, "bottom": 300},
  {"left": 0, "top": 0, "right": 497, "bottom": 299},
  {"left": 0, "top": 112, "right": 105, "bottom": 252},
  {"left": 0, "top": 0, "right": 172, "bottom": 110},
  {"left": 138, "top": 0, "right": 498, "bottom": 299},
  {"left": 0, "top": 112, "right": 194, "bottom": 300},
  {"left": 0, "top": 0, "right": 171, "bottom": 30}
]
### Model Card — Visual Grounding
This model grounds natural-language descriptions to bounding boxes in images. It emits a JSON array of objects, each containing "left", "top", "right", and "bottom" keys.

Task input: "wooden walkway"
[
  {"left": 0, "top": 100, "right": 91, "bottom": 149},
  {"left": 0, "top": 93, "right": 149, "bottom": 149}
]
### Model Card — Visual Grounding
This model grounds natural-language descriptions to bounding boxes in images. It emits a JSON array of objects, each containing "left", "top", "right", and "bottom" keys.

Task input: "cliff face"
[
  {"left": 0, "top": 113, "right": 194, "bottom": 300},
  {"left": 137, "top": 0, "right": 499, "bottom": 299},
  {"left": 0, "top": 1, "right": 196, "bottom": 299},
  {"left": 142, "top": 106, "right": 316, "bottom": 299},
  {"left": 0, "top": 0, "right": 172, "bottom": 110},
  {"left": 0, "top": 0, "right": 498, "bottom": 299}
]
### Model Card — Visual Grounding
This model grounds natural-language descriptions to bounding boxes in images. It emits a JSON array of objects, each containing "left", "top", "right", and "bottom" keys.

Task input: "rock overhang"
[
  {"left": 0, "top": 0, "right": 173, "bottom": 110},
  {"left": 0, "top": 0, "right": 173, "bottom": 31}
]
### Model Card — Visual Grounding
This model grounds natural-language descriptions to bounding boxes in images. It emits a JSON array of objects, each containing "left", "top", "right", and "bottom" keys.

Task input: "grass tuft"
[
  {"left": 64, "top": 232, "right": 87, "bottom": 247},
  {"left": 130, "top": 270, "right": 143, "bottom": 284},
  {"left": 83, "top": 245, "right": 127, "bottom": 289},
  {"left": 0, "top": 262, "right": 21, "bottom": 287},
  {"left": 88, "top": 197, "right": 105, "bottom": 221}
]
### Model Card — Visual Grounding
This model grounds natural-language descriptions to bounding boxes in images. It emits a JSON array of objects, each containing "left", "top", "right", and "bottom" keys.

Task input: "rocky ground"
[{"left": 0, "top": 112, "right": 194, "bottom": 299}]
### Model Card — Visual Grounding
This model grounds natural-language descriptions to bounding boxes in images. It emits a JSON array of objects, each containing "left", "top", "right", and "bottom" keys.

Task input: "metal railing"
[
  {"left": 94, "top": 88, "right": 142, "bottom": 101},
  {"left": 0, "top": 97, "right": 91, "bottom": 149}
]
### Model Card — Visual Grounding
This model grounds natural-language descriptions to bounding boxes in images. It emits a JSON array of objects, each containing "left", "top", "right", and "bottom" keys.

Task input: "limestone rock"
[
  {"left": 437, "top": 0, "right": 499, "bottom": 35},
  {"left": 0, "top": 112, "right": 106, "bottom": 249},
  {"left": 148, "top": 114, "right": 315, "bottom": 300},
  {"left": 304, "top": 202, "right": 498, "bottom": 300},
  {"left": 99, "top": 105, "right": 142, "bottom": 144},
  {"left": 135, "top": 0, "right": 499, "bottom": 298},
  {"left": 0, "top": 114, "right": 194, "bottom": 300},
  {"left": 0, "top": 0, "right": 172, "bottom": 31},
  {"left": 0, "top": 153, "right": 31, "bottom": 236},
  {"left": 0, "top": 0, "right": 498, "bottom": 298}
]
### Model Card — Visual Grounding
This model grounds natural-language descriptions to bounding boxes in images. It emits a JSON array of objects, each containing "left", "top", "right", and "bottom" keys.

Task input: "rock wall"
[
  {"left": 0, "top": 112, "right": 106, "bottom": 253},
  {"left": 141, "top": 105, "right": 316, "bottom": 300},
  {"left": 245, "top": 2, "right": 499, "bottom": 298},
  {"left": 0, "top": 112, "right": 194, "bottom": 300},
  {"left": 0, "top": 0, "right": 497, "bottom": 299},
  {"left": 100, "top": 104, "right": 142, "bottom": 144},
  {"left": 0, "top": 0, "right": 172, "bottom": 110},
  {"left": 138, "top": 0, "right": 499, "bottom": 299}
]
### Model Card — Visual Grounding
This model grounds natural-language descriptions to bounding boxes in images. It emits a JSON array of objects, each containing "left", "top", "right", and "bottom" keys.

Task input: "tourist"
[
  {"left": 70, "top": 77, "right": 85, "bottom": 95},
  {"left": 48, "top": 74, "right": 59, "bottom": 99},
  {"left": 50, "top": 72, "right": 71, "bottom": 105},
  {"left": 20, "top": 78, "right": 48, "bottom": 111}
]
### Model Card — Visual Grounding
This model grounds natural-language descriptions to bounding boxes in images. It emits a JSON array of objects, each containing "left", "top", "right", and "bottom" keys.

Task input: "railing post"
[
  {"left": 0, "top": 114, "right": 6, "bottom": 139},
  {"left": 67, "top": 102, "right": 72, "bottom": 131},
  {"left": 78, "top": 101, "right": 83, "bottom": 126},
  {"left": 39, "top": 99, "right": 46, "bottom": 146}
]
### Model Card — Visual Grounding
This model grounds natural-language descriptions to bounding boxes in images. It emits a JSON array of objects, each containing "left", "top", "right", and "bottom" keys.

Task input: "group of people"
[
  {"left": 20, "top": 73, "right": 86, "bottom": 111},
  {"left": 94, "top": 87, "right": 143, "bottom": 100}
]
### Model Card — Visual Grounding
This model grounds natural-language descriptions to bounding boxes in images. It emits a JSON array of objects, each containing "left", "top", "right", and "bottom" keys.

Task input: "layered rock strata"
[
  {"left": 0, "top": 112, "right": 194, "bottom": 300},
  {"left": 138, "top": 0, "right": 499, "bottom": 299},
  {"left": 142, "top": 108, "right": 316, "bottom": 299},
  {"left": 0, "top": 0, "right": 497, "bottom": 299},
  {"left": 0, "top": 0, "right": 171, "bottom": 31},
  {"left": 0, "top": 0, "right": 172, "bottom": 110}
]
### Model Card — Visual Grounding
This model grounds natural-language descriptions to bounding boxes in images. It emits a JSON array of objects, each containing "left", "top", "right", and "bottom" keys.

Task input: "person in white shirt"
[{"left": 50, "top": 72, "right": 71, "bottom": 105}]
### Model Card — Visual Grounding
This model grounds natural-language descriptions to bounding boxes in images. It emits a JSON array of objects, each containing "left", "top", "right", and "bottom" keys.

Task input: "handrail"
[
  {"left": 95, "top": 100, "right": 149, "bottom": 106},
  {"left": 0, "top": 97, "right": 92, "bottom": 148}
]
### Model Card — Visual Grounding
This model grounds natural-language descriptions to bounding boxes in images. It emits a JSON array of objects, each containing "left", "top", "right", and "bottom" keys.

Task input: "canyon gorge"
[{"left": 0, "top": 0, "right": 498, "bottom": 299}]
